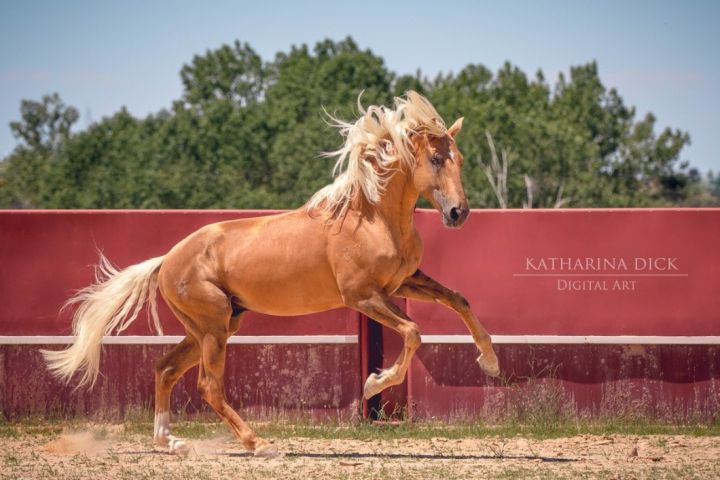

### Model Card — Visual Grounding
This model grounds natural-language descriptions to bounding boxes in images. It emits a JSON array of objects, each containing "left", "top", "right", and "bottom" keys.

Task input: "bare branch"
[
  {"left": 477, "top": 131, "right": 511, "bottom": 208},
  {"left": 478, "top": 153, "right": 507, "bottom": 209},
  {"left": 523, "top": 175, "right": 534, "bottom": 209},
  {"left": 554, "top": 182, "right": 570, "bottom": 208},
  {"left": 501, "top": 149, "right": 508, "bottom": 202}
]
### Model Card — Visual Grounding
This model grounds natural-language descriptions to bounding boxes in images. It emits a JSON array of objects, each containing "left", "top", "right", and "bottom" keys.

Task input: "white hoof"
[
  {"left": 168, "top": 437, "right": 190, "bottom": 456},
  {"left": 363, "top": 373, "right": 383, "bottom": 400},
  {"left": 254, "top": 442, "right": 279, "bottom": 458},
  {"left": 477, "top": 354, "right": 500, "bottom": 378},
  {"left": 154, "top": 412, "right": 189, "bottom": 455}
]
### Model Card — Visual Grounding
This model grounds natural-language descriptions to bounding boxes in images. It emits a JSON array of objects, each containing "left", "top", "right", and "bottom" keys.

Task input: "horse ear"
[
  {"left": 364, "top": 153, "right": 381, "bottom": 172},
  {"left": 448, "top": 117, "right": 464, "bottom": 138}
]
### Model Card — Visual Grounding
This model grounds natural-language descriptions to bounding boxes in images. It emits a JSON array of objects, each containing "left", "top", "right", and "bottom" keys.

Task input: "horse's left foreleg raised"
[
  {"left": 395, "top": 269, "right": 500, "bottom": 377},
  {"left": 346, "top": 289, "right": 422, "bottom": 399}
]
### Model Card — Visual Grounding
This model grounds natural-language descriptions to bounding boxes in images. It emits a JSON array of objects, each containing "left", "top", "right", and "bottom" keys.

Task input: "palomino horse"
[{"left": 43, "top": 91, "right": 500, "bottom": 457}]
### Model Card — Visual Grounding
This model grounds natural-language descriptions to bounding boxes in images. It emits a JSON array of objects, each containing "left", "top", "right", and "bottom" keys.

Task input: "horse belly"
[
  {"left": 230, "top": 268, "right": 344, "bottom": 316},
  {"left": 223, "top": 235, "right": 343, "bottom": 316}
]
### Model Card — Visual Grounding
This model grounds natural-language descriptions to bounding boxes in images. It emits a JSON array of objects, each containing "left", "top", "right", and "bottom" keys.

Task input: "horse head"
[
  {"left": 308, "top": 91, "right": 470, "bottom": 228},
  {"left": 410, "top": 117, "right": 469, "bottom": 228}
]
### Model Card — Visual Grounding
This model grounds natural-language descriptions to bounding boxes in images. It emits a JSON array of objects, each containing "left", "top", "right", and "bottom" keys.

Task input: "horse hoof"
[
  {"left": 477, "top": 355, "right": 500, "bottom": 378},
  {"left": 254, "top": 442, "right": 279, "bottom": 458},
  {"left": 168, "top": 437, "right": 190, "bottom": 456},
  {"left": 363, "top": 373, "right": 382, "bottom": 400}
]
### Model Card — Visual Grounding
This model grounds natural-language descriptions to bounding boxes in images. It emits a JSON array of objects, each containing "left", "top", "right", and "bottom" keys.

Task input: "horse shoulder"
[
  {"left": 405, "top": 226, "right": 424, "bottom": 271},
  {"left": 330, "top": 217, "right": 425, "bottom": 300}
]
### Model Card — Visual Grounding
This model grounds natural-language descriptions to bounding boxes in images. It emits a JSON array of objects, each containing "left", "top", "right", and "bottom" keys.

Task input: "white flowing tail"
[{"left": 42, "top": 254, "right": 165, "bottom": 388}]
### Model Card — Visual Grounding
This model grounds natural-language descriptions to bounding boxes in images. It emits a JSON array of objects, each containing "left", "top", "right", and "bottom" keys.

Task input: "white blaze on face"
[{"left": 448, "top": 149, "right": 455, "bottom": 161}]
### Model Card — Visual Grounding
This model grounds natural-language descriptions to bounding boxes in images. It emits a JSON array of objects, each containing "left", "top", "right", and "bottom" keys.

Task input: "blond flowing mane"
[{"left": 307, "top": 91, "right": 448, "bottom": 219}]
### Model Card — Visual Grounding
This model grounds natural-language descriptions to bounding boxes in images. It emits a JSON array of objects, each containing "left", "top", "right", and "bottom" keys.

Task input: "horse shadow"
[
  {"left": 117, "top": 450, "right": 576, "bottom": 463},
  {"left": 225, "top": 451, "right": 576, "bottom": 462}
]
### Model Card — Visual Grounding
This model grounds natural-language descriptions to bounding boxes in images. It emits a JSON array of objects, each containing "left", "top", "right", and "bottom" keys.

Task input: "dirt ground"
[{"left": 2, "top": 428, "right": 719, "bottom": 479}]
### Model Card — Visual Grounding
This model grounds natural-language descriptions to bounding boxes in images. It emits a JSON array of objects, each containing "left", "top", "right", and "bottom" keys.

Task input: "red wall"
[
  {"left": 401, "top": 209, "right": 720, "bottom": 419},
  {"left": 0, "top": 210, "right": 357, "bottom": 337},
  {"left": 1, "top": 209, "right": 719, "bottom": 421},
  {"left": 0, "top": 210, "right": 360, "bottom": 419},
  {"left": 410, "top": 209, "right": 720, "bottom": 336}
]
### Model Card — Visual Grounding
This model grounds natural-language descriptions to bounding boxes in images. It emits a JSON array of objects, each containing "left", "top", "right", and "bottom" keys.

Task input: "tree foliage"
[{"left": 1, "top": 37, "right": 712, "bottom": 209}]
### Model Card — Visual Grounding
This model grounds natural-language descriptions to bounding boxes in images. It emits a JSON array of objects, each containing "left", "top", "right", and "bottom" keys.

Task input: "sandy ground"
[{"left": 1, "top": 429, "right": 719, "bottom": 479}]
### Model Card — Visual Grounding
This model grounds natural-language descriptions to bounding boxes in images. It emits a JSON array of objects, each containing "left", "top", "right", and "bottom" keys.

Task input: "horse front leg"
[
  {"left": 346, "top": 289, "right": 422, "bottom": 399},
  {"left": 394, "top": 269, "right": 500, "bottom": 377}
]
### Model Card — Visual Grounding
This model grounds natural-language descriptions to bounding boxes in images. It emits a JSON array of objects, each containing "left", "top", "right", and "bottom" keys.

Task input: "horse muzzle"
[
  {"left": 442, "top": 204, "right": 469, "bottom": 228},
  {"left": 432, "top": 190, "right": 469, "bottom": 228}
]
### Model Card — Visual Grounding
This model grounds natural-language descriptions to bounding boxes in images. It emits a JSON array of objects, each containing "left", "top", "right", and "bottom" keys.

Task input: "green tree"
[
  {"left": 263, "top": 37, "right": 393, "bottom": 205},
  {"left": 181, "top": 41, "right": 265, "bottom": 106},
  {"left": 428, "top": 61, "right": 692, "bottom": 208},
  {"left": 0, "top": 38, "right": 697, "bottom": 210},
  {"left": 10, "top": 93, "right": 79, "bottom": 151},
  {"left": 1, "top": 93, "right": 79, "bottom": 207}
]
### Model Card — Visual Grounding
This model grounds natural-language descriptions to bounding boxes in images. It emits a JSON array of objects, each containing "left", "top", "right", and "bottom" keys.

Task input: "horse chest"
[
  {"left": 381, "top": 235, "right": 423, "bottom": 293},
  {"left": 333, "top": 217, "right": 423, "bottom": 294}
]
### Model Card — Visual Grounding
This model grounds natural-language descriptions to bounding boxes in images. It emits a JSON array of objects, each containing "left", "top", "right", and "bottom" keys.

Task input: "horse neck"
[{"left": 373, "top": 166, "right": 418, "bottom": 237}]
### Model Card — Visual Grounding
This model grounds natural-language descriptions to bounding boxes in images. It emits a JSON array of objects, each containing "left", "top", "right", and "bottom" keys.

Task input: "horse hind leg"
[
  {"left": 169, "top": 280, "right": 276, "bottom": 457},
  {"left": 154, "top": 296, "right": 251, "bottom": 456},
  {"left": 153, "top": 325, "right": 199, "bottom": 454},
  {"left": 196, "top": 330, "right": 277, "bottom": 456}
]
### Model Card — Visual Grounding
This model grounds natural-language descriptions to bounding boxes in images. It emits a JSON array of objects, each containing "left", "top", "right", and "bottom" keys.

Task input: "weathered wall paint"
[
  {"left": 397, "top": 209, "right": 720, "bottom": 420},
  {"left": 0, "top": 344, "right": 360, "bottom": 420},
  {"left": 1, "top": 209, "right": 718, "bottom": 420}
]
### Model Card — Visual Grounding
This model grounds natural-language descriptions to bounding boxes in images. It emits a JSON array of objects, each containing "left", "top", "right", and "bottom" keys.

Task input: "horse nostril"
[{"left": 450, "top": 207, "right": 460, "bottom": 221}]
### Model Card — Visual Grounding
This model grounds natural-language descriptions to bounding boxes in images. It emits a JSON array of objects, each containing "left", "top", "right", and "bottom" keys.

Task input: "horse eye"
[{"left": 431, "top": 154, "right": 443, "bottom": 167}]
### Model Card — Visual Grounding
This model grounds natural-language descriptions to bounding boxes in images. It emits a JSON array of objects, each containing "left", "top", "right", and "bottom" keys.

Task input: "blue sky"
[{"left": 1, "top": 0, "right": 718, "bottom": 172}]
